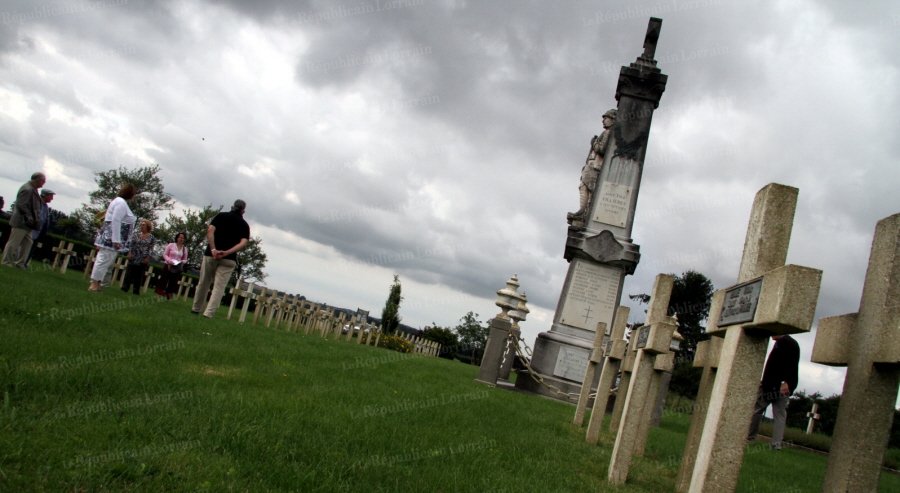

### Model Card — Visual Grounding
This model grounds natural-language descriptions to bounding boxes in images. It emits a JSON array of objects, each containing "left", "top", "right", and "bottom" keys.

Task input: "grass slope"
[{"left": 1, "top": 267, "right": 898, "bottom": 492}]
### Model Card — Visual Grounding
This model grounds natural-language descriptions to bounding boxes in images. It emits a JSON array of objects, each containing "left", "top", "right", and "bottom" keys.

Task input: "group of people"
[
  {"left": 3, "top": 171, "right": 251, "bottom": 319},
  {"left": 1, "top": 172, "right": 55, "bottom": 269}
]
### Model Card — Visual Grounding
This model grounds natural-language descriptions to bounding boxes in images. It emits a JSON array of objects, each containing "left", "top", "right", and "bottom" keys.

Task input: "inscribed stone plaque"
[
  {"left": 559, "top": 261, "right": 619, "bottom": 332},
  {"left": 718, "top": 278, "right": 763, "bottom": 326},
  {"left": 553, "top": 346, "right": 590, "bottom": 381},
  {"left": 635, "top": 325, "right": 651, "bottom": 349},
  {"left": 592, "top": 182, "right": 632, "bottom": 228}
]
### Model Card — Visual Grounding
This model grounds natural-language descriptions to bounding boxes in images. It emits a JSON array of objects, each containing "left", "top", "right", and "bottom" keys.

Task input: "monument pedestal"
[{"left": 514, "top": 331, "right": 602, "bottom": 402}]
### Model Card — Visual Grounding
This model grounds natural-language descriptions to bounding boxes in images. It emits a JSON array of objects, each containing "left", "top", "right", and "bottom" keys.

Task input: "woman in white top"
[{"left": 88, "top": 183, "right": 137, "bottom": 292}]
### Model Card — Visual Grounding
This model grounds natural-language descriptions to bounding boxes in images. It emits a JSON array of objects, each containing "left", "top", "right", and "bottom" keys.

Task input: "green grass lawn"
[{"left": 1, "top": 266, "right": 898, "bottom": 492}]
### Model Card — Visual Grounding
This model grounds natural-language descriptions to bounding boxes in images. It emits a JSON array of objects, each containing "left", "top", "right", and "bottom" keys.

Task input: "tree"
[
  {"left": 629, "top": 270, "right": 714, "bottom": 360},
  {"left": 380, "top": 275, "right": 402, "bottom": 334},
  {"left": 234, "top": 237, "right": 267, "bottom": 284},
  {"left": 155, "top": 205, "right": 220, "bottom": 267},
  {"left": 422, "top": 325, "right": 459, "bottom": 359},
  {"left": 630, "top": 270, "right": 714, "bottom": 399},
  {"left": 454, "top": 311, "right": 488, "bottom": 365},
  {"left": 155, "top": 204, "right": 267, "bottom": 284},
  {"left": 72, "top": 164, "right": 174, "bottom": 234}
]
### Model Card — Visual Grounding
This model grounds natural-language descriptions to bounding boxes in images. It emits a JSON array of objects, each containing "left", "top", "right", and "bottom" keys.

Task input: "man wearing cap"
[
  {"left": 25, "top": 188, "right": 55, "bottom": 267},
  {"left": 2, "top": 172, "right": 46, "bottom": 269},
  {"left": 192, "top": 199, "right": 250, "bottom": 318}
]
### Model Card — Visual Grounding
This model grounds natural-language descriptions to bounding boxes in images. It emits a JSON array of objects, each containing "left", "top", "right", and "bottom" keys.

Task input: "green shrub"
[{"left": 377, "top": 334, "right": 413, "bottom": 353}]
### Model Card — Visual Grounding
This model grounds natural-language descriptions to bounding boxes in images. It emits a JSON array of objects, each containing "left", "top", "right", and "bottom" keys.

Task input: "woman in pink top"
[{"left": 155, "top": 231, "right": 188, "bottom": 299}]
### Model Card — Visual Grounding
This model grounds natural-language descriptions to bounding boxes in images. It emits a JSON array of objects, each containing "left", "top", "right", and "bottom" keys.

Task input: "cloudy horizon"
[{"left": 1, "top": 0, "right": 898, "bottom": 402}]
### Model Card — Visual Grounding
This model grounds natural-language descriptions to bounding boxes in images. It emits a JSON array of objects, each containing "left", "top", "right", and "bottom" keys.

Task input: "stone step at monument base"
[{"left": 513, "top": 369, "right": 590, "bottom": 405}]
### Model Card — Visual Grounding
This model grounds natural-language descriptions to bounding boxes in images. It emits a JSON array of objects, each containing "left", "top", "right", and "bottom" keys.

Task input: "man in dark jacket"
[
  {"left": 747, "top": 334, "right": 800, "bottom": 449},
  {"left": 2, "top": 172, "right": 46, "bottom": 269},
  {"left": 191, "top": 199, "right": 250, "bottom": 318}
]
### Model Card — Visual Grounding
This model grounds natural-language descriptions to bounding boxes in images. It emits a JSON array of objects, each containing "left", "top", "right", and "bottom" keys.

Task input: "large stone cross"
[
  {"left": 688, "top": 183, "right": 822, "bottom": 493},
  {"left": 608, "top": 273, "right": 676, "bottom": 485},
  {"left": 811, "top": 213, "right": 899, "bottom": 492},
  {"left": 675, "top": 336, "right": 722, "bottom": 492}
]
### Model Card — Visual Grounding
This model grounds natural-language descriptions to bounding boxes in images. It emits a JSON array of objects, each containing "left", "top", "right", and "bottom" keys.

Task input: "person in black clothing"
[
  {"left": 747, "top": 334, "right": 800, "bottom": 450},
  {"left": 191, "top": 200, "right": 250, "bottom": 318}
]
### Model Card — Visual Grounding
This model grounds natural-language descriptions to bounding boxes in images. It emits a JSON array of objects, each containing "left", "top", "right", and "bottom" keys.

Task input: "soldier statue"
[{"left": 567, "top": 109, "right": 616, "bottom": 227}]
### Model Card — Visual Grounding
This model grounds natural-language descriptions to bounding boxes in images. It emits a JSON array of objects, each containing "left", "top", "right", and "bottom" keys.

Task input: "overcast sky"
[{"left": 1, "top": 0, "right": 898, "bottom": 402}]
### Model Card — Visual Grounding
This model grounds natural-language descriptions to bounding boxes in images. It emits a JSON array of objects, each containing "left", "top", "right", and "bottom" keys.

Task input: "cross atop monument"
[{"left": 641, "top": 17, "right": 662, "bottom": 62}]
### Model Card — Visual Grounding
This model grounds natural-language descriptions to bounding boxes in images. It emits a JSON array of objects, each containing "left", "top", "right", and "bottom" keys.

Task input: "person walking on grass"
[
  {"left": 88, "top": 184, "right": 137, "bottom": 292},
  {"left": 191, "top": 199, "right": 250, "bottom": 318},
  {"left": 2, "top": 172, "right": 46, "bottom": 269},
  {"left": 747, "top": 334, "right": 800, "bottom": 450}
]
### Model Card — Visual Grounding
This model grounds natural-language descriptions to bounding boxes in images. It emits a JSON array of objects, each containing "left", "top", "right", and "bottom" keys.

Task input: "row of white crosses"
[
  {"left": 221, "top": 279, "right": 443, "bottom": 355},
  {"left": 571, "top": 274, "right": 684, "bottom": 487}
]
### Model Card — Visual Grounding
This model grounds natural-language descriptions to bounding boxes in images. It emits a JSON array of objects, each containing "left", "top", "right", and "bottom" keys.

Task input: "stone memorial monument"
[
  {"left": 687, "top": 183, "right": 822, "bottom": 493},
  {"left": 516, "top": 17, "right": 668, "bottom": 401},
  {"left": 811, "top": 213, "right": 899, "bottom": 493}
]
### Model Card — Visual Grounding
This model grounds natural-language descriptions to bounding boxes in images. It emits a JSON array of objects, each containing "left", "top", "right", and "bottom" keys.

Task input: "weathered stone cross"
[
  {"left": 82, "top": 249, "right": 97, "bottom": 279},
  {"left": 574, "top": 321, "right": 609, "bottom": 427},
  {"left": 51, "top": 240, "right": 76, "bottom": 274},
  {"left": 675, "top": 336, "right": 722, "bottom": 492},
  {"left": 608, "top": 273, "right": 676, "bottom": 484},
  {"left": 805, "top": 403, "right": 820, "bottom": 434},
  {"left": 811, "top": 213, "right": 899, "bottom": 492},
  {"left": 585, "top": 305, "right": 630, "bottom": 444},
  {"left": 687, "top": 183, "right": 822, "bottom": 493}
]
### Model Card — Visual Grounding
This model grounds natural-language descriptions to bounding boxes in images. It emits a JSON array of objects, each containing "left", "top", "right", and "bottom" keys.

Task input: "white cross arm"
[
  {"left": 707, "top": 264, "right": 822, "bottom": 336},
  {"left": 692, "top": 337, "right": 723, "bottom": 369},
  {"left": 811, "top": 313, "right": 855, "bottom": 366}
]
